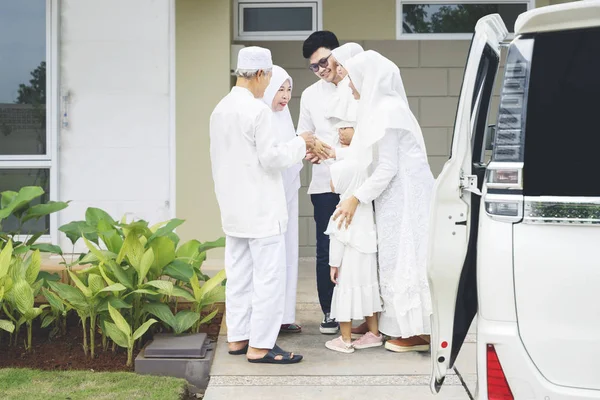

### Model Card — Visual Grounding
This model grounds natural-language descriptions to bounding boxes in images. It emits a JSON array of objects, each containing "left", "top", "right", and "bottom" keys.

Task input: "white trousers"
[
  {"left": 283, "top": 191, "right": 299, "bottom": 324},
  {"left": 225, "top": 234, "right": 286, "bottom": 349}
]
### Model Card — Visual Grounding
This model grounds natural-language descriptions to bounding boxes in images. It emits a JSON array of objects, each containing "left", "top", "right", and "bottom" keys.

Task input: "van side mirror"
[{"left": 485, "top": 125, "right": 496, "bottom": 151}]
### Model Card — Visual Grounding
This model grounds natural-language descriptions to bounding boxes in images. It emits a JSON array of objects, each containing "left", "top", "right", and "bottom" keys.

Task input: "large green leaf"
[
  {"left": 106, "top": 260, "right": 134, "bottom": 290},
  {"left": 171, "top": 286, "right": 196, "bottom": 302},
  {"left": 146, "top": 280, "right": 174, "bottom": 294},
  {"left": 163, "top": 260, "right": 195, "bottom": 283},
  {"left": 189, "top": 273, "right": 202, "bottom": 302},
  {"left": 97, "top": 220, "right": 123, "bottom": 254},
  {"left": 25, "top": 232, "right": 44, "bottom": 246},
  {"left": 176, "top": 240, "right": 202, "bottom": 263},
  {"left": 117, "top": 234, "right": 144, "bottom": 268},
  {"left": 59, "top": 221, "right": 98, "bottom": 245},
  {"left": 42, "top": 288, "right": 65, "bottom": 312},
  {"left": 24, "top": 250, "right": 41, "bottom": 285},
  {"left": 37, "top": 271, "right": 61, "bottom": 285},
  {"left": 22, "top": 201, "right": 69, "bottom": 223},
  {"left": 197, "top": 237, "right": 226, "bottom": 254},
  {"left": 97, "top": 296, "right": 132, "bottom": 313},
  {"left": 147, "top": 219, "right": 185, "bottom": 243},
  {"left": 0, "top": 191, "right": 17, "bottom": 209},
  {"left": 108, "top": 303, "right": 131, "bottom": 336},
  {"left": 149, "top": 237, "right": 175, "bottom": 275},
  {"left": 132, "top": 318, "right": 158, "bottom": 341},
  {"left": 0, "top": 239, "right": 13, "bottom": 279},
  {"left": 0, "top": 319, "right": 15, "bottom": 333},
  {"left": 12, "top": 280, "right": 34, "bottom": 317},
  {"left": 198, "top": 269, "right": 227, "bottom": 301},
  {"left": 119, "top": 220, "right": 152, "bottom": 238},
  {"left": 0, "top": 187, "right": 44, "bottom": 220},
  {"left": 200, "top": 284, "right": 226, "bottom": 307},
  {"left": 85, "top": 207, "right": 116, "bottom": 227},
  {"left": 104, "top": 321, "right": 130, "bottom": 348},
  {"left": 138, "top": 248, "right": 154, "bottom": 286},
  {"left": 13, "top": 245, "right": 31, "bottom": 255},
  {"left": 198, "top": 308, "right": 219, "bottom": 326},
  {"left": 143, "top": 302, "right": 176, "bottom": 330},
  {"left": 68, "top": 271, "right": 92, "bottom": 298},
  {"left": 99, "top": 283, "right": 127, "bottom": 293},
  {"left": 174, "top": 311, "right": 200, "bottom": 335},
  {"left": 41, "top": 313, "right": 56, "bottom": 328},
  {"left": 48, "top": 281, "right": 88, "bottom": 309},
  {"left": 30, "top": 243, "right": 63, "bottom": 255},
  {"left": 87, "top": 274, "right": 105, "bottom": 294}
]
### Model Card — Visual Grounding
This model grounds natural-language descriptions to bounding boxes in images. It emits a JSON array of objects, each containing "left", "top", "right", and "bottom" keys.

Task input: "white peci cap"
[{"left": 236, "top": 46, "right": 273, "bottom": 70}]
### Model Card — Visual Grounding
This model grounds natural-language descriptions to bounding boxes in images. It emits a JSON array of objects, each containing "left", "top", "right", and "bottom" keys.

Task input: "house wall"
[
  {"left": 175, "top": 0, "right": 231, "bottom": 260},
  {"left": 59, "top": 0, "right": 173, "bottom": 252},
  {"left": 233, "top": 0, "right": 568, "bottom": 257}
]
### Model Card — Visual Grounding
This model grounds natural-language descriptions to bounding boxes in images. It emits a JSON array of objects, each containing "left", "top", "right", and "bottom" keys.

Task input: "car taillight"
[
  {"left": 487, "top": 344, "right": 514, "bottom": 400},
  {"left": 492, "top": 38, "right": 533, "bottom": 163}
]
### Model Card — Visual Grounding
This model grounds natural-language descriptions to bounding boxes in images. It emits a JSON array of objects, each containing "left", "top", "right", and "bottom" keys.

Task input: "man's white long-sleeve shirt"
[{"left": 210, "top": 86, "right": 306, "bottom": 238}]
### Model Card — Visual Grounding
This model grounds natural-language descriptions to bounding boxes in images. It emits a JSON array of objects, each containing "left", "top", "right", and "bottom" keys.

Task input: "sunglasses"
[{"left": 308, "top": 54, "right": 332, "bottom": 73}]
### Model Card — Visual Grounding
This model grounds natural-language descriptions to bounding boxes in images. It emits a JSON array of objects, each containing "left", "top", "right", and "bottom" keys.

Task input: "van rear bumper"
[{"left": 476, "top": 317, "right": 600, "bottom": 400}]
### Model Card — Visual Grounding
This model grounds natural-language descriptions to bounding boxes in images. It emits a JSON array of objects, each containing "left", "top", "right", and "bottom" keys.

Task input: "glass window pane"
[
  {"left": 0, "top": 169, "right": 50, "bottom": 235},
  {"left": 523, "top": 27, "right": 600, "bottom": 197},
  {"left": 403, "top": 3, "right": 527, "bottom": 34},
  {"left": 0, "top": 0, "right": 47, "bottom": 156},
  {"left": 243, "top": 7, "right": 313, "bottom": 32}
]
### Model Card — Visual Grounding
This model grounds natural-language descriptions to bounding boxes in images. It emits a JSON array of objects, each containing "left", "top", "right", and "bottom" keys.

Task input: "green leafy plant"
[
  {"left": 0, "top": 241, "right": 15, "bottom": 335},
  {"left": 188, "top": 270, "right": 226, "bottom": 332},
  {"left": 143, "top": 302, "right": 200, "bottom": 335},
  {"left": 48, "top": 272, "right": 127, "bottom": 358},
  {"left": 104, "top": 303, "right": 157, "bottom": 367}
]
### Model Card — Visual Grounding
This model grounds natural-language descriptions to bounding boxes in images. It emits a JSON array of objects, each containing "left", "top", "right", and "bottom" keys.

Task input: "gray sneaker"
[{"left": 320, "top": 313, "right": 340, "bottom": 334}]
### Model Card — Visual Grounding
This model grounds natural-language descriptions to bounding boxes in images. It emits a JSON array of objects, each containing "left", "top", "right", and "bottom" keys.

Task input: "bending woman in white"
[
  {"left": 262, "top": 65, "right": 303, "bottom": 333},
  {"left": 335, "top": 50, "right": 435, "bottom": 353}
]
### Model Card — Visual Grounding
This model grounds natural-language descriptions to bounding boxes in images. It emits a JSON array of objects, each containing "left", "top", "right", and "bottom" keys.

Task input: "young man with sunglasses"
[{"left": 297, "top": 31, "right": 346, "bottom": 335}]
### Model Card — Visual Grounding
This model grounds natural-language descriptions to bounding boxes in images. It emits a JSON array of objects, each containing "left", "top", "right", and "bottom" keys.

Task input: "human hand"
[
  {"left": 330, "top": 267, "right": 339, "bottom": 284},
  {"left": 299, "top": 132, "right": 316, "bottom": 149},
  {"left": 339, "top": 127, "right": 355, "bottom": 146},
  {"left": 305, "top": 152, "right": 320, "bottom": 164},
  {"left": 333, "top": 196, "right": 360, "bottom": 229},
  {"left": 312, "top": 139, "right": 333, "bottom": 160}
]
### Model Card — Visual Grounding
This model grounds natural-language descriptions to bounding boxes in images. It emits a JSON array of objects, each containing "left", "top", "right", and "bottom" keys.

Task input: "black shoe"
[{"left": 320, "top": 313, "right": 340, "bottom": 334}]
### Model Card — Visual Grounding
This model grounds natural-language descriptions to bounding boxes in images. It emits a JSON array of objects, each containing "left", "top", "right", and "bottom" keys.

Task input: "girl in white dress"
[
  {"left": 262, "top": 66, "right": 303, "bottom": 333},
  {"left": 324, "top": 152, "right": 383, "bottom": 354},
  {"left": 335, "top": 50, "right": 435, "bottom": 353}
]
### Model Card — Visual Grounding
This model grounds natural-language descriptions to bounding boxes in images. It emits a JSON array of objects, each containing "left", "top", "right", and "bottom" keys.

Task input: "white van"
[{"left": 427, "top": 1, "right": 600, "bottom": 399}]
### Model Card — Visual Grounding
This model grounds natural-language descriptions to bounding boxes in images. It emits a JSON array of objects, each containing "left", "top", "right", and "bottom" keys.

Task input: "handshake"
[{"left": 298, "top": 132, "right": 334, "bottom": 164}]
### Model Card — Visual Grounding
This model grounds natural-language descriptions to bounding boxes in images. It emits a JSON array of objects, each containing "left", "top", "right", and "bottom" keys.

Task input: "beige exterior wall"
[
  {"left": 178, "top": 0, "right": 575, "bottom": 259},
  {"left": 176, "top": 0, "right": 231, "bottom": 259}
]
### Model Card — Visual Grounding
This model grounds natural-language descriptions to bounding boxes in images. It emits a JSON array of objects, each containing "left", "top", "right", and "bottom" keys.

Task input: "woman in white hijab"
[
  {"left": 262, "top": 65, "right": 303, "bottom": 333},
  {"left": 334, "top": 50, "right": 434, "bottom": 352}
]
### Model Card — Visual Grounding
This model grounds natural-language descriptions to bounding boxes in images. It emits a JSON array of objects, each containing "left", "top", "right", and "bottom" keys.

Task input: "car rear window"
[{"left": 523, "top": 27, "right": 600, "bottom": 197}]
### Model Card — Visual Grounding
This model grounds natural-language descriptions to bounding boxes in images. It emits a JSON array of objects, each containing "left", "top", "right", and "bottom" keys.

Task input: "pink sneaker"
[
  {"left": 352, "top": 331, "right": 384, "bottom": 349},
  {"left": 325, "top": 336, "right": 355, "bottom": 353}
]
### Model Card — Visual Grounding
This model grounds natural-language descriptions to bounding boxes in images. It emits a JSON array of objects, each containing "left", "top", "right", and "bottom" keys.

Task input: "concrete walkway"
[{"left": 204, "top": 258, "right": 477, "bottom": 400}]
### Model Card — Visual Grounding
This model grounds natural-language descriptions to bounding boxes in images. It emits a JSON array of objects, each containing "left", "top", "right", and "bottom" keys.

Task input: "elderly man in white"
[{"left": 209, "top": 47, "right": 314, "bottom": 364}]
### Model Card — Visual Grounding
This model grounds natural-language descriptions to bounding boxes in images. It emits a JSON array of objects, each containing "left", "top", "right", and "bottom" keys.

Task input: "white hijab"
[
  {"left": 262, "top": 65, "right": 295, "bottom": 143},
  {"left": 325, "top": 43, "right": 365, "bottom": 125},
  {"left": 331, "top": 42, "right": 364, "bottom": 68},
  {"left": 344, "top": 50, "right": 427, "bottom": 169},
  {"left": 261, "top": 65, "right": 303, "bottom": 191}
]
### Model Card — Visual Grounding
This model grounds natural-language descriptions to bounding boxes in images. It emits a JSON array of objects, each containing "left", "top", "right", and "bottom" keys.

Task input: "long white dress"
[
  {"left": 261, "top": 66, "right": 303, "bottom": 325},
  {"left": 354, "top": 128, "right": 434, "bottom": 338}
]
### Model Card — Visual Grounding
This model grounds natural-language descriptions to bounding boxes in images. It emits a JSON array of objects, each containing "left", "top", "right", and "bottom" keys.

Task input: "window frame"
[
  {"left": 395, "top": 0, "right": 535, "bottom": 40},
  {"left": 0, "top": 0, "right": 60, "bottom": 245},
  {"left": 234, "top": 0, "right": 323, "bottom": 41}
]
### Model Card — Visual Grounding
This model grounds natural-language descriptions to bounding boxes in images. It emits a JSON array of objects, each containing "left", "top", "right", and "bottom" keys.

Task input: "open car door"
[{"left": 427, "top": 14, "right": 508, "bottom": 394}]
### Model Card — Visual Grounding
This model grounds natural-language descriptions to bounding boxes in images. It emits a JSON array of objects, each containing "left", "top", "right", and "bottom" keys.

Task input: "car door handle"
[{"left": 455, "top": 220, "right": 467, "bottom": 226}]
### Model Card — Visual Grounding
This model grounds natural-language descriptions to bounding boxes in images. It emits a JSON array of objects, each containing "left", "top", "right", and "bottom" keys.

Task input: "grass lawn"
[{"left": 0, "top": 368, "right": 190, "bottom": 400}]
